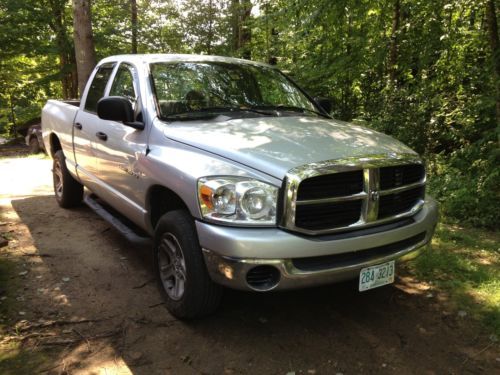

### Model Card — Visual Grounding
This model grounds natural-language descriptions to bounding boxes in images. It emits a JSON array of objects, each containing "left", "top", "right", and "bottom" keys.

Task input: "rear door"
[{"left": 73, "top": 63, "right": 115, "bottom": 188}]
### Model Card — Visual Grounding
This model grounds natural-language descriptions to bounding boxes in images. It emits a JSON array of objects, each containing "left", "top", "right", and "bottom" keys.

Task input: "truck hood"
[{"left": 164, "top": 115, "right": 417, "bottom": 179}]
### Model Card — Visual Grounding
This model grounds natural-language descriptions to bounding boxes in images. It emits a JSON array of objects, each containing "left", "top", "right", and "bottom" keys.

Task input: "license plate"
[{"left": 359, "top": 261, "right": 395, "bottom": 292}]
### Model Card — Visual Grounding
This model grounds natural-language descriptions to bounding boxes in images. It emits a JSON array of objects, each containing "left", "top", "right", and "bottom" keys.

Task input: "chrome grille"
[
  {"left": 378, "top": 186, "right": 425, "bottom": 219},
  {"left": 297, "top": 170, "right": 364, "bottom": 200},
  {"left": 295, "top": 200, "right": 362, "bottom": 230},
  {"left": 380, "top": 164, "right": 425, "bottom": 189},
  {"left": 281, "top": 155, "right": 426, "bottom": 235}
]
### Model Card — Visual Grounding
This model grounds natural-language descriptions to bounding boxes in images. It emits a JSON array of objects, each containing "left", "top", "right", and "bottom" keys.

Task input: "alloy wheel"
[{"left": 158, "top": 232, "right": 187, "bottom": 301}]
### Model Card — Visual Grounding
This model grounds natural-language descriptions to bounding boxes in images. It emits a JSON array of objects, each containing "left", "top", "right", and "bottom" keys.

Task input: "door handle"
[
  {"left": 95, "top": 132, "right": 108, "bottom": 141},
  {"left": 74, "top": 122, "right": 83, "bottom": 130}
]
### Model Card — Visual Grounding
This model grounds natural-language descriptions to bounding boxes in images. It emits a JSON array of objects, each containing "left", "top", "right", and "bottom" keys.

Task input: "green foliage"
[
  {"left": 0, "top": 55, "right": 60, "bottom": 136},
  {"left": 92, "top": 0, "right": 133, "bottom": 57},
  {"left": 181, "top": 0, "right": 232, "bottom": 54},
  {"left": 249, "top": 0, "right": 499, "bottom": 229},
  {"left": 0, "top": 0, "right": 67, "bottom": 135},
  {"left": 0, "top": 0, "right": 498, "bottom": 228},
  {"left": 138, "top": 0, "right": 186, "bottom": 53},
  {"left": 428, "top": 139, "right": 499, "bottom": 228}
]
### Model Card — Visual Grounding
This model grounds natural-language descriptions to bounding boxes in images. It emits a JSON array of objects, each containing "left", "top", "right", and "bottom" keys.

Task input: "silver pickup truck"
[{"left": 42, "top": 54, "right": 438, "bottom": 319}]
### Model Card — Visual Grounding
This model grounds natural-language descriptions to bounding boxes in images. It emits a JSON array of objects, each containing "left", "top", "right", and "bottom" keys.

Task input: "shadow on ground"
[{"left": 3, "top": 194, "right": 496, "bottom": 375}]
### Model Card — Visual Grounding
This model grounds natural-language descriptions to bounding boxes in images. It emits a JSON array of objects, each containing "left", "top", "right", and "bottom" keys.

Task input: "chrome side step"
[{"left": 83, "top": 194, "right": 152, "bottom": 247}]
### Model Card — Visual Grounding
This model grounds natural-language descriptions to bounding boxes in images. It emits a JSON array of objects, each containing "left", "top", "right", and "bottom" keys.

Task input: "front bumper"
[{"left": 197, "top": 197, "right": 438, "bottom": 291}]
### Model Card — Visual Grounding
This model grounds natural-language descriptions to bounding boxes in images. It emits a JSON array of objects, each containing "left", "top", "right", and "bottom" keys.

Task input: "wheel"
[
  {"left": 154, "top": 210, "right": 223, "bottom": 319},
  {"left": 52, "top": 150, "right": 83, "bottom": 208},
  {"left": 29, "top": 137, "right": 41, "bottom": 154}
]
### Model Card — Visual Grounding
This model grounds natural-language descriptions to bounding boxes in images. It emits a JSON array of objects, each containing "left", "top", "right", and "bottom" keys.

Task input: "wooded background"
[{"left": 0, "top": 0, "right": 498, "bottom": 228}]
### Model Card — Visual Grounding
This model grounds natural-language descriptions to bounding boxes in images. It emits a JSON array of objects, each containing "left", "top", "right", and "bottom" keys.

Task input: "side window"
[
  {"left": 109, "top": 64, "right": 137, "bottom": 103},
  {"left": 84, "top": 63, "right": 115, "bottom": 113}
]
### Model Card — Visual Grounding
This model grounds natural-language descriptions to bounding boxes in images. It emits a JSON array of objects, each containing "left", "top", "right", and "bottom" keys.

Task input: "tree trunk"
[
  {"left": 389, "top": 0, "right": 400, "bottom": 83},
  {"left": 231, "top": 0, "right": 251, "bottom": 58},
  {"left": 69, "top": 50, "right": 79, "bottom": 98},
  {"left": 131, "top": 0, "right": 138, "bottom": 54},
  {"left": 485, "top": 0, "right": 500, "bottom": 129},
  {"left": 264, "top": 1, "right": 270, "bottom": 62},
  {"left": 53, "top": 5, "right": 70, "bottom": 98},
  {"left": 59, "top": 53, "right": 70, "bottom": 99},
  {"left": 46, "top": 0, "right": 78, "bottom": 99},
  {"left": 239, "top": 0, "right": 252, "bottom": 59},
  {"left": 72, "top": 0, "right": 97, "bottom": 96},
  {"left": 9, "top": 93, "right": 17, "bottom": 137},
  {"left": 343, "top": 9, "right": 354, "bottom": 120},
  {"left": 207, "top": 0, "right": 214, "bottom": 54},
  {"left": 231, "top": 0, "right": 240, "bottom": 53}
]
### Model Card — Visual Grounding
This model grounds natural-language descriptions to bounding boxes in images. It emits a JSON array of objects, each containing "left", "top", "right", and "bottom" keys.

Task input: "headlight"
[{"left": 198, "top": 177, "right": 278, "bottom": 225}]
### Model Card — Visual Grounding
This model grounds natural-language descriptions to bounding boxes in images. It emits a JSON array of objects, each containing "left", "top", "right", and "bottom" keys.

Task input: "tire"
[
  {"left": 154, "top": 210, "right": 223, "bottom": 319},
  {"left": 52, "top": 150, "right": 84, "bottom": 208},
  {"left": 29, "top": 137, "right": 41, "bottom": 154}
]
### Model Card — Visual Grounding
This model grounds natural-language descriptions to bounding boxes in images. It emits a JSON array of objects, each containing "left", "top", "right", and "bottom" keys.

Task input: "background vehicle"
[
  {"left": 25, "top": 123, "right": 46, "bottom": 154},
  {"left": 42, "top": 54, "right": 438, "bottom": 319}
]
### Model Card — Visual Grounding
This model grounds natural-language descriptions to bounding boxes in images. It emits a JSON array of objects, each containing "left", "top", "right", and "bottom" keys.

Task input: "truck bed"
[{"left": 41, "top": 99, "right": 80, "bottom": 164}]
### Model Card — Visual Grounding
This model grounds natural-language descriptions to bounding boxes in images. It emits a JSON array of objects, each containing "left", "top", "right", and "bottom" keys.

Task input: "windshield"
[{"left": 150, "top": 61, "right": 321, "bottom": 119}]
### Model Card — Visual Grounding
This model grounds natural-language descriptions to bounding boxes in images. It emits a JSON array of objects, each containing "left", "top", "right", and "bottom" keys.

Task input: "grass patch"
[
  {"left": 409, "top": 223, "right": 500, "bottom": 335},
  {"left": 0, "top": 256, "right": 51, "bottom": 374},
  {"left": 0, "top": 257, "right": 18, "bottom": 333},
  {"left": 0, "top": 245, "right": 57, "bottom": 373},
  {"left": 0, "top": 341, "right": 56, "bottom": 375}
]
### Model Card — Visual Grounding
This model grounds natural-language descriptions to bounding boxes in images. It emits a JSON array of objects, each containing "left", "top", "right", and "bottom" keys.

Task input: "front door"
[{"left": 93, "top": 62, "right": 149, "bottom": 221}]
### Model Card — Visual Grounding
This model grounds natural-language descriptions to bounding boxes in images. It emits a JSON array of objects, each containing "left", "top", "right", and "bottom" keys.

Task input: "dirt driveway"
[{"left": 0, "top": 156, "right": 498, "bottom": 374}]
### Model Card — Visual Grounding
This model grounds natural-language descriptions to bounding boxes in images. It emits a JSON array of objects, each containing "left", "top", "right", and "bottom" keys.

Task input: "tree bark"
[
  {"left": 46, "top": 0, "right": 78, "bottom": 99},
  {"left": 231, "top": 0, "right": 240, "bottom": 53},
  {"left": 70, "top": 51, "right": 79, "bottom": 98},
  {"left": 207, "top": 0, "right": 213, "bottom": 54},
  {"left": 9, "top": 93, "right": 17, "bottom": 137},
  {"left": 72, "top": 0, "right": 97, "bottom": 96},
  {"left": 389, "top": 0, "right": 400, "bottom": 83},
  {"left": 131, "top": 0, "right": 138, "bottom": 54},
  {"left": 485, "top": 0, "right": 500, "bottom": 128},
  {"left": 231, "top": 0, "right": 252, "bottom": 58},
  {"left": 239, "top": 0, "right": 252, "bottom": 59}
]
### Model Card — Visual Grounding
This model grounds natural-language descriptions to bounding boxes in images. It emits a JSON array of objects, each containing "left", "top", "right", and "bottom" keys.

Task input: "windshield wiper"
[
  {"left": 162, "top": 106, "right": 274, "bottom": 120},
  {"left": 252, "top": 105, "right": 327, "bottom": 117},
  {"left": 162, "top": 112, "right": 220, "bottom": 121}
]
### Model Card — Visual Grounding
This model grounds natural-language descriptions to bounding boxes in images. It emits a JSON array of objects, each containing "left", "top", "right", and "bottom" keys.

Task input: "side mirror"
[
  {"left": 314, "top": 97, "right": 333, "bottom": 115},
  {"left": 97, "top": 96, "right": 144, "bottom": 130}
]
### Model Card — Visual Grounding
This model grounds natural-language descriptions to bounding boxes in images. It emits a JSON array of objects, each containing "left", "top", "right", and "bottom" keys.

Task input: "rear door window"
[{"left": 84, "top": 63, "right": 115, "bottom": 113}]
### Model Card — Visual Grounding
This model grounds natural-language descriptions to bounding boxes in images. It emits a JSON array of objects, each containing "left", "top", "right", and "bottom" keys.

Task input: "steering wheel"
[{"left": 184, "top": 90, "right": 207, "bottom": 110}]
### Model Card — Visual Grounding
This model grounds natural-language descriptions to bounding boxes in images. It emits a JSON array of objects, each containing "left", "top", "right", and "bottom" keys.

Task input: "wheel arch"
[
  {"left": 147, "top": 185, "right": 192, "bottom": 231},
  {"left": 49, "top": 133, "right": 62, "bottom": 157}
]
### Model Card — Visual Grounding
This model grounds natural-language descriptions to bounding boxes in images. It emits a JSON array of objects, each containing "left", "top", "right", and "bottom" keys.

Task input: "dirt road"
[{"left": 0, "top": 156, "right": 498, "bottom": 374}]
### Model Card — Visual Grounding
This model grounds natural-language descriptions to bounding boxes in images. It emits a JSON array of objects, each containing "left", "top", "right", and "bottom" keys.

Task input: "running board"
[{"left": 83, "top": 195, "right": 152, "bottom": 247}]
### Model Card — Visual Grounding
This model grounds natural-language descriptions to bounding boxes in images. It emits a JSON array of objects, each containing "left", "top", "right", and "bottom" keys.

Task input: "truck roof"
[{"left": 98, "top": 54, "right": 274, "bottom": 69}]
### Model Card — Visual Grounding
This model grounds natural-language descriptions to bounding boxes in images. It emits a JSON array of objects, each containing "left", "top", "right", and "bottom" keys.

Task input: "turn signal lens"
[{"left": 199, "top": 185, "right": 214, "bottom": 209}]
